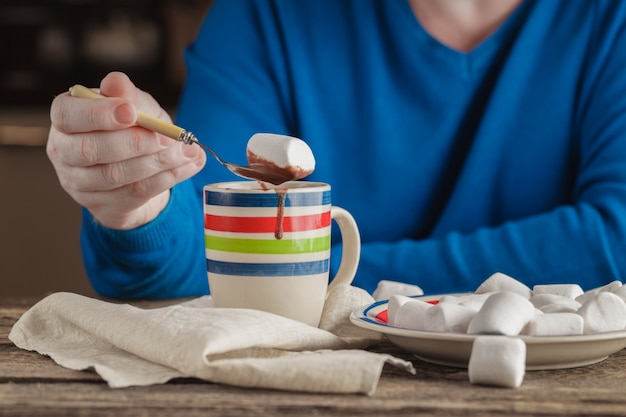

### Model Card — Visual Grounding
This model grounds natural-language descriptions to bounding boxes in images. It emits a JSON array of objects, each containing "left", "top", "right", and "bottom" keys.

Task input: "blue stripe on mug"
[
  {"left": 207, "top": 259, "right": 329, "bottom": 276},
  {"left": 205, "top": 190, "right": 331, "bottom": 208}
]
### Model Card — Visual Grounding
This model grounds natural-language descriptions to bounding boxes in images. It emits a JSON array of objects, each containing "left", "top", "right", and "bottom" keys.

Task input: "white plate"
[{"left": 350, "top": 294, "right": 626, "bottom": 370}]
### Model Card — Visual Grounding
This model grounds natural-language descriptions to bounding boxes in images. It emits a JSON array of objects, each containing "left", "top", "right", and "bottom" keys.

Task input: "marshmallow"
[
  {"left": 388, "top": 297, "right": 432, "bottom": 331},
  {"left": 246, "top": 133, "right": 315, "bottom": 179},
  {"left": 387, "top": 295, "right": 414, "bottom": 322},
  {"left": 613, "top": 286, "right": 626, "bottom": 303},
  {"left": 468, "top": 336, "right": 526, "bottom": 388},
  {"left": 532, "top": 284, "right": 584, "bottom": 299},
  {"left": 577, "top": 292, "right": 626, "bottom": 334},
  {"left": 539, "top": 303, "right": 580, "bottom": 314},
  {"left": 530, "top": 294, "right": 581, "bottom": 312},
  {"left": 423, "top": 303, "right": 477, "bottom": 333},
  {"left": 438, "top": 295, "right": 459, "bottom": 304},
  {"left": 373, "top": 280, "right": 424, "bottom": 301},
  {"left": 575, "top": 280, "right": 623, "bottom": 305},
  {"left": 524, "top": 313, "right": 584, "bottom": 336},
  {"left": 467, "top": 292, "right": 535, "bottom": 335},
  {"left": 475, "top": 272, "right": 532, "bottom": 299},
  {"left": 439, "top": 293, "right": 493, "bottom": 311}
]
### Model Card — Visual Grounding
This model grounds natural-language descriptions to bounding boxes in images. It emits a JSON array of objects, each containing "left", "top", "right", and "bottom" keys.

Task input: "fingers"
[
  {"left": 46, "top": 71, "right": 207, "bottom": 230},
  {"left": 61, "top": 139, "right": 205, "bottom": 193},
  {"left": 102, "top": 71, "right": 164, "bottom": 118},
  {"left": 100, "top": 71, "right": 139, "bottom": 102},
  {"left": 72, "top": 149, "right": 205, "bottom": 227},
  {"left": 50, "top": 92, "right": 136, "bottom": 134},
  {"left": 48, "top": 124, "right": 170, "bottom": 166},
  {"left": 50, "top": 72, "right": 152, "bottom": 135},
  {"left": 48, "top": 132, "right": 205, "bottom": 229}
]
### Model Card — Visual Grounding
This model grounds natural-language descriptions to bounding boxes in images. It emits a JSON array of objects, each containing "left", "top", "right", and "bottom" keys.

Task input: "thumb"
[{"left": 100, "top": 71, "right": 139, "bottom": 104}]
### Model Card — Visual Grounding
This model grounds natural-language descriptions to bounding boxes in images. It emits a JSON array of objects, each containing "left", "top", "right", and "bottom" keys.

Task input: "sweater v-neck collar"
[{"left": 392, "top": 0, "right": 534, "bottom": 79}]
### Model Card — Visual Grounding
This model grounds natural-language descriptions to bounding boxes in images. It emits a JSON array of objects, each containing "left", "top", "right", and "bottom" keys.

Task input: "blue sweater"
[{"left": 81, "top": 0, "right": 626, "bottom": 298}]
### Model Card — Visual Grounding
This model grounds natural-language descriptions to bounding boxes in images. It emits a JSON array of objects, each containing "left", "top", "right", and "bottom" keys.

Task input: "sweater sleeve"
[{"left": 81, "top": 179, "right": 208, "bottom": 299}]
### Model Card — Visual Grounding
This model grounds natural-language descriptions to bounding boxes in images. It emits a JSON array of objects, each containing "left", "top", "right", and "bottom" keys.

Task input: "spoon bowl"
[{"left": 192, "top": 141, "right": 297, "bottom": 185}]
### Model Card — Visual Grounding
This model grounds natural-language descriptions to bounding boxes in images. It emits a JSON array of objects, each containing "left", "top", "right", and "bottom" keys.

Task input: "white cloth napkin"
[{"left": 9, "top": 285, "right": 415, "bottom": 395}]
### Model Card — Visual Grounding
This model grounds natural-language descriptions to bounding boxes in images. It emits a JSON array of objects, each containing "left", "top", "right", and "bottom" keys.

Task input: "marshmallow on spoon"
[{"left": 246, "top": 133, "right": 315, "bottom": 181}]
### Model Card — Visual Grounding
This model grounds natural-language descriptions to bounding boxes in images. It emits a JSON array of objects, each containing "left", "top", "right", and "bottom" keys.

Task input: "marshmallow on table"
[
  {"left": 475, "top": 272, "right": 532, "bottom": 299},
  {"left": 468, "top": 336, "right": 526, "bottom": 388},
  {"left": 423, "top": 303, "right": 477, "bottom": 333},
  {"left": 524, "top": 313, "right": 584, "bottom": 336},
  {"left": 372, "top": 280, "right": 424, "bottom": 301},
  {"left": 532, "top": 284, "right": 584, "bottom": 299},
  {"left": 246, "top": 133, "right": 315, "bottom": 180},
  {"left": 577, "top": 292, "right": 626, "bottom": 334},
  {"left": 575, "top": 280, "right": 623, "bottom": 305},
  {"left": 467, "top": 292, "right": 535, "bottom": 335}
]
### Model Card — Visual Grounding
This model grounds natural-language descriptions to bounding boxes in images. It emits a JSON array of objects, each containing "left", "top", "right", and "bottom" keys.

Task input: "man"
[{"left": 48, "top": 0, "right": 626, "bottom": 298}]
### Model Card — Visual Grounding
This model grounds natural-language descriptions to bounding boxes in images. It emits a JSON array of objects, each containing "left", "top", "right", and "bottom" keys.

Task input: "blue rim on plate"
[{"left": 350, "top": 294, "right": 626, "bottom": 370}]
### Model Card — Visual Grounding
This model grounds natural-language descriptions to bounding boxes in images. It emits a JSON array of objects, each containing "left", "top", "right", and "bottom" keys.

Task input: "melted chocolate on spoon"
[{"left": 243, "top": 152, "right": 313, "bottom": 185}]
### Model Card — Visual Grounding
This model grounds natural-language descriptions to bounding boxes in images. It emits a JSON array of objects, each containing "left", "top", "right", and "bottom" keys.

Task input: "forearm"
[{"left": 351, "top": 202, "right": 626, "bottom": 295}]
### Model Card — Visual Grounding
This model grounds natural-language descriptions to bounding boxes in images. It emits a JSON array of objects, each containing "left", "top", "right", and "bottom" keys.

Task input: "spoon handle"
[{"left": 69, "top": 84, "right": 186, "bottom": 141}]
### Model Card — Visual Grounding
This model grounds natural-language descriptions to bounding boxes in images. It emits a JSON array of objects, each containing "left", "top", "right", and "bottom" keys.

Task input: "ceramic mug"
[{"left": 204, "top": 181, "right": 360, "bottom": 326}]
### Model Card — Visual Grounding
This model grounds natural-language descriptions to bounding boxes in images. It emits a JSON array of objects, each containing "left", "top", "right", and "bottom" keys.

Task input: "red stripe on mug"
[{"left": 205, "top": 212, "right": 331, "bottom": 233}]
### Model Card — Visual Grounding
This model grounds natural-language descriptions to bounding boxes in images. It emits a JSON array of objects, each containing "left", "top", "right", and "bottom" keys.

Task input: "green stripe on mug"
[{"left": 205, "top": 235, "right": 330, "bottom": 254}]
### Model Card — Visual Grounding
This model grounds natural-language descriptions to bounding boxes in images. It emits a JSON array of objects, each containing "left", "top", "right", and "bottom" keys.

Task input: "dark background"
[{"left": 0, "top": 0, "right": 213, "bottom": 297}]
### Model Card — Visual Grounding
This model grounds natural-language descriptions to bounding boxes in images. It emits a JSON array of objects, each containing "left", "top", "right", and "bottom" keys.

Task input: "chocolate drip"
[{"left": 274, "top": 190, "right": 286, "bottom": 240}]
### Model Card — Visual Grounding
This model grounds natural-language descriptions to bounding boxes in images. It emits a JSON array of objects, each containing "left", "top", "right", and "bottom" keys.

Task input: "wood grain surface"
[{"left": 2, "top": 297, "right": 625, "bottom": 417}]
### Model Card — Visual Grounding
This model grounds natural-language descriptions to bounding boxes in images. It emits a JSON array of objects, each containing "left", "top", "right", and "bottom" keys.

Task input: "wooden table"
[{"left": 2, "top": 297, "right": 626, "bottom": 416}]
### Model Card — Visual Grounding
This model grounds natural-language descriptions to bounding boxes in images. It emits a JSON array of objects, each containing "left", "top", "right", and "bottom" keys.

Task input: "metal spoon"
[{"left": 69, "top": 85, "right": 295, "bottom": 185}]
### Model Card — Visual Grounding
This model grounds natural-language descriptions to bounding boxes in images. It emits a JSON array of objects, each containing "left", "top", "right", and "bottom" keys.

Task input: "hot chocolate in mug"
[{"left": 203, "top": 181, "right": 360, "bottom": 327}]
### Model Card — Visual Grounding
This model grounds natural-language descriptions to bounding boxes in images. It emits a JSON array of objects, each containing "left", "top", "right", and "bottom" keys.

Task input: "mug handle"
[{"left": 327, "top": 206, "right": 361, "bottom": 295}]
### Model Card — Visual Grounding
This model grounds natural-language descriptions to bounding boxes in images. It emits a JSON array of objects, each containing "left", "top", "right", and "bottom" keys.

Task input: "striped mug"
[{"left": 204, "top": 181, "right": 360, "bottom": 326}]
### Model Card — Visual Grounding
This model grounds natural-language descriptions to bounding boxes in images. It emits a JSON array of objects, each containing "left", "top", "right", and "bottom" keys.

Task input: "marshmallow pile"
[
  {"left": 246, "top": 133, "right": 315, "bottom": 181},
  {"left": 387, "top": 272, "right": 626, "bottom": 388}
]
